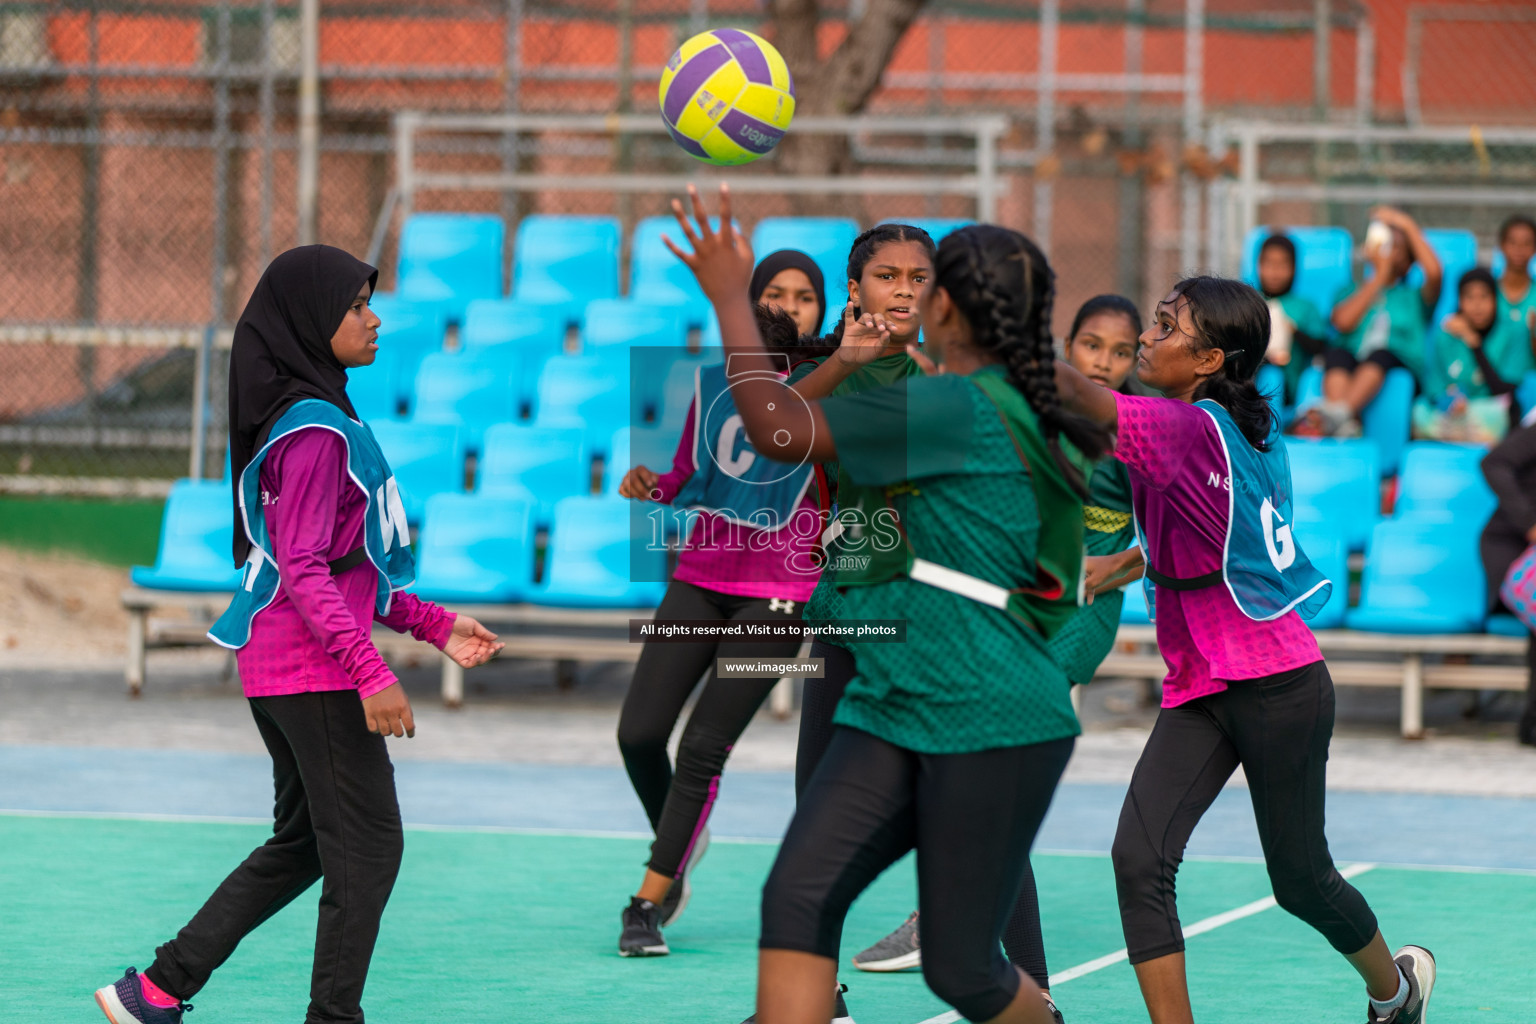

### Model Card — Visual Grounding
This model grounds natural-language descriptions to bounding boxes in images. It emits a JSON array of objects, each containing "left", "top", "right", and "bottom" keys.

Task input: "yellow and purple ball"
[{"left": 659, "top": 28, "right": 796, "bottom": 166}]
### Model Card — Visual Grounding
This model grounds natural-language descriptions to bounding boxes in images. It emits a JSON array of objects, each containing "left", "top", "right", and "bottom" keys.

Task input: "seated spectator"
[
  {"left": 1495, "top": 214, "right": 1536, "bottom": 367},
  {"left": 1413, "top": 269, "right": 1516, "bottom": 444},
  {"left": 1293, "top": 207, "right": 1441, "bottom": 437},
  {"left": 1256, "top": 233, "right": 1329, "bottom": 405},
  {"left": 1480, "top": 424, "right": 1536, "bottom": 746}
]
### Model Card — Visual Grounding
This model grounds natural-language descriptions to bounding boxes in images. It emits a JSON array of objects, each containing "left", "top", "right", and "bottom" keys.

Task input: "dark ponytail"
[
  {"left": 827, "top": 223, "right": 937, "bottom": 345},
  {"left": 936, "top": 225, "right": 1110, "bottom": 498},
  {"left": 1173, "top": 275, "right": 1275, "bottom": 451}
]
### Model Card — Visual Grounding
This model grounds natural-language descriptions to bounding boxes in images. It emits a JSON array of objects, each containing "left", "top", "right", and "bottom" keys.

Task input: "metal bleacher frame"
[
  {"left": 1100, "top": 624, "right": 1526, "bottom": 740},
  {"left": 121, "top": 590, "right": 805, "bottom": 716}
]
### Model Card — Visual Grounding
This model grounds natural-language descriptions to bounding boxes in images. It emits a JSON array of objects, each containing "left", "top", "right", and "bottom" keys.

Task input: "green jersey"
[
  {"left": 817, "top": 365, "right": 1087, "bottom": 753},
  {"left": 1489, "top": 284, "right": 1536, "bottom": 384},
  {"left": 1334, "top": 279, "right": 1430, "bottom": 381},
  {"left": 786, "top": 351, "right": 925, "bottom": 635},
  {"left": 1048, "top": 458, "right": 1134, "bottom": 687}
]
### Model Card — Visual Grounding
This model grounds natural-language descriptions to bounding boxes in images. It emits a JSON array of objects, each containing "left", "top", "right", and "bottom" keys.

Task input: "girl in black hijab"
[
  {"left": 751, "top": 248, "right": 827, "bottom": 340},
  {"left": 96, "top": 246, "right": 502, "bottom": 1024}
]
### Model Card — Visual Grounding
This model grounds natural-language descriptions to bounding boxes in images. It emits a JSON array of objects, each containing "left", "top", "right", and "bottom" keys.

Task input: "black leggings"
[
  {"left": 148, "top": 692, "right": 403, "bottom": 1024},
  {"left": 1112, "top": 660, "right": 1379, "bottom": 964},
  {"left": 763, "top": 726, "right": 1074, "bottom": 1022},
  {"left": 794, "top": 641, "right": 1053, "bottom": 990},
  {"left": 617, "top": 579, "right": 802, "bottom": 878}
]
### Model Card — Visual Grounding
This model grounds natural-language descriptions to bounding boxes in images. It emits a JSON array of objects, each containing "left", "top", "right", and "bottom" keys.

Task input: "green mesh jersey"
[
  {"left": 817, "top": 366, "right": 1084, "bottom": 753},
  {"left": 1048, "top": 458, "right": 1134, "bottom": 687},
  {"left": 786, "top": 351, "right": 925, "bottom": 637}
]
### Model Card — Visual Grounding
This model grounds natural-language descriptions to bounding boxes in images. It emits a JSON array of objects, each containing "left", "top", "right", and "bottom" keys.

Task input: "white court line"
[{"left": 910, "top": 862, "right": 1378, "bottom": 1024}]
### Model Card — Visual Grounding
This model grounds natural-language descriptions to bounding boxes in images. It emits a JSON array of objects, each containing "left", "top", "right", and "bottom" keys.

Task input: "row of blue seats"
[
  {"left": 389, "top": 211, "right": 971, "bottom": 338},
  {"left": 138, "top": 474, "right": 1501, "bottom": 635},
  {"left": 352, "top": 333, "right": 709, "bottom": 451},
  {"left": 131, "top": 481, "right": 667, "bottom": 608}
]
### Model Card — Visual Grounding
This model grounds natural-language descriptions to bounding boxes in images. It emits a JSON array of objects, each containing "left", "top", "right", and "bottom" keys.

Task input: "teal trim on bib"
[
  {"left": 209, "top": 399, "right": 416, "bottom": 649},
  {"left": 1137, "top": 400, "right": 1331, "bottom": 623},
  {"left": 670, "top": 363, "right": 816, "bottom": 532}
]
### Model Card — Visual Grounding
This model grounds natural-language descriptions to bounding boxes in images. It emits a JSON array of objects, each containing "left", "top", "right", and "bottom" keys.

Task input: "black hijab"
[
  {"left": 749, "top": 249, "right": 826, "bottom": 328},
  {"left": 227, "top": 244, "right": 378, "bottom": 565}
]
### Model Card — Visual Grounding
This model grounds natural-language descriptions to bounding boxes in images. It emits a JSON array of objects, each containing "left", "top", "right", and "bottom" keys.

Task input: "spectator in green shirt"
[
  {"left": 1296, "top": 207, "right": 1441, "bottom": 437},
  {"left": 1256, "top": 233, "right": 1329, "bottom": 405},
  {"left": 664, "top": 184, "right": 1109, "bottom": 1024},
  {"left": 1496, "top": 214, "right": 1536, "bottom": 376},
  {"left": 1414, "top": 268, "right": 1518, "bottom": 444}
]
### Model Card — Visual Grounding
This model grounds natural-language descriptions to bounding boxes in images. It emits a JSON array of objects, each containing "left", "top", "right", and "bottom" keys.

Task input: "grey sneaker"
[
  {"left": 660, "top": 826, "right": 710, "bottom": 928},
  {"left": 1367, "top": 945, "right": 1435, "bottom": 1024},
  {"left": 851, "top": 910, "right": 921, "bottom": 972}
]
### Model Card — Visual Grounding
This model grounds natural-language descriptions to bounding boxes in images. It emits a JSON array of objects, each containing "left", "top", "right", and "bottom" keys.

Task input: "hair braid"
[{"left": 945, "top": 228, "right": 1107, "bottom": 499}]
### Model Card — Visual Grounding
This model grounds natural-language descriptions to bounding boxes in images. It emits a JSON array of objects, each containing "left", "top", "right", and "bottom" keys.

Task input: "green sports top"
[
  {"left": 1048, "top": 457, "right": 1134, "bottom": 687},
  {"left": 816, "top": 364, "right": 1088, "bottom": 753},
  {"left": 786, "top": 350, "right": 925, "bottom": 636},
  {"left": 1334, "top": 279, "right": 1430, "bottom": 381}
]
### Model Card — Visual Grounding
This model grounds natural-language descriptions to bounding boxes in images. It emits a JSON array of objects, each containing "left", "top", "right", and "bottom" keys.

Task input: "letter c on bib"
[
  {"left": 717, "top": 413, "right": 755, "bottom": 477},
  {"left": 1260, "top": 497, "right": 1296, "bottom": 572}
]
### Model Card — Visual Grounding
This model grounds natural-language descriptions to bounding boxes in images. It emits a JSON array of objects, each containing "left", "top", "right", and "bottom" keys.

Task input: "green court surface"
[{"left": 7, "top": 814, "right": 1533, "bottom": 1023}]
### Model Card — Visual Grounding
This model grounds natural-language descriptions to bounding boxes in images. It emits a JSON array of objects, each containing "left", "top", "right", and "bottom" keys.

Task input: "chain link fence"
[{"left": 2, "top": 0, "right": 1534, "bottom": 492}]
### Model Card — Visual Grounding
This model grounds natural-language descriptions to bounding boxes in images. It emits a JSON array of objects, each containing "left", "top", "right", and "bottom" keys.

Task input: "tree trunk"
[{"left": 769, "top": 0, "right": 930, "bottom": 195}]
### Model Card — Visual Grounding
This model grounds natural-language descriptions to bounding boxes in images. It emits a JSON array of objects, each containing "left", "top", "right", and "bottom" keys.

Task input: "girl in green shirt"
[
  {"left": 1256, "top": 233, "right": 1330, "bottom": 405},
  {"left": 664, "top": 183, "right": 1109, "bottom": 1024},
  {"left": 1496, "top": 214, "right": 1536, "bottom": 379},
  {"left": 1414, "top": 268, "right": 1518, "bottom": 444}
]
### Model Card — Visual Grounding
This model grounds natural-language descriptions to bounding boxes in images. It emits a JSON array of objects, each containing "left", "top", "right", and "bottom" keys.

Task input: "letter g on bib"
[{"left": 1260, "top": 497, "right": 1296, "bottom": 572}]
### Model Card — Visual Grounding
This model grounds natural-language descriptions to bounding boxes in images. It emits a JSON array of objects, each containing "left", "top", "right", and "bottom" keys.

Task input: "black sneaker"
[
  {"left": 1044, "top": 993, "right": 1065, "bottom": 1024},
  {"left": 660, "top": 826, "right": 710, "bottom": 928},
  {"left": 739, "top": 982, "right": 855, "bottom": 1023},
  {"left": 851, "top": 910, "right": 920, "bottom": 972},
  {"left": 94, "top": 968, "right": 191, "bottom": 1024},
  {"left": 1367, "top": 946, "right": 1435, "bottom": 1024},
  {"left": 619, "top": 896, "right": 669, "bottom": 957}
]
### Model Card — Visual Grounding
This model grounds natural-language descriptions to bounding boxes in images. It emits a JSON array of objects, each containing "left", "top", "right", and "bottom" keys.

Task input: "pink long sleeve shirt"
[
  {"left": 1112, "top": 393, "right": 1322, "bottom": 707},
  {"left": 235, "top": 429, "right": 454, "bottom": 700},
  {"left": 650, "top": 398, "right": 822, "bottom": 602}
]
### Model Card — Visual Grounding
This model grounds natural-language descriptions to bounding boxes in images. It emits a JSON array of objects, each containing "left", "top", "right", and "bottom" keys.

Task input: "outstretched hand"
[
  {"left": 834, "top": 303, "right": 893, "bottom": 367},
  {"left": 661, "top": 184, "right": 755, "bottom": 303},
  {"left": 443, "top": 614, "right": 504, "bottom": 669}
]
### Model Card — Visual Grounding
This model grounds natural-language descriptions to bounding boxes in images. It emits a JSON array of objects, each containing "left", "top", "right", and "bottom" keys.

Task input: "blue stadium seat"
[
  {"left": 510, "top": 215, "right": 621, "bottom": 327},
  {"left": 582, "top": 299, "right": 687, "bottom": 351},
  {"left": 607, "top": 424, "right": 684, "bottom": 492},
  {"left": 412, "top": 493, "right": 536, "bottom": 603},
  {"left": 396, "top": 214, "right": 505, "bottom": 325},
  {"left": 1240, "top": 226, "right": 1354, "bottom": 325},
  {"left": 461, "top": 298, "right": 566, "bottom": 414},
  {"left": 130, "top": 479, "right": 243, "bottom": 591},
  {"left": 345, "top": 346, "right": 402, "bottom": 421},
  {"left": 532, "top": 354, "right": 634, "bottom": 452},
  {"left": 879, "top": 218, "right": 972, "bottom": 243},
  {"left": 1256, "top": 363, "right": 1287, "bottom": 424},
  {"left": 478, "top": 423, "right": 591, "bottom": 523},
  {"left": 658, "top": 360, "right": 700, "bottom": 434},
  {"left": 366, "top": 419, "right": 464, "bottom": 526},
  {"left": 1345, "top": 518, "right": 1485, "bottom": 633},
  {"left": 370, "top": 293, "right": 447, "bottom": 388},
  {"left": 1486, "top": 613, "right": 1527, "bottom": 638},
  {"left": 1119, "top": 580, "right": 1150, "bottom": 625},
  {"left": 409, "top": 351, "right": 519, "bottom": 453},
  {"left": 750, "top": 217, "right": 861, "bottom": 334},
  {"left": 630, "top": 216, "right": 728, "bottom": 329},
  {"left": 1286, "top": 437, "right": 1380, "bottom": 552},
  {"left": 1291, "top": 366, "right": 1414, "bottom": 477},
  {"left": 1414, "top": 228, "right": 1479, "bottom": 329},
  {"left": 534, "top": 496, "right": 668, "bottom": 607},
  {"left": 1296, "top": 522, "right": 1349, "bottom": 630},
  {"left": 1393, "top": 442, "right": 1495, "bottom": 524}
]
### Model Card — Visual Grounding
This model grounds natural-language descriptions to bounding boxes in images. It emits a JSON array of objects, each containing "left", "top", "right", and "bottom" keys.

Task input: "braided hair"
[
  {"left": 936, "top": 225, "right": 1110, "bottom": 498},
  {"left": 1172, "top": 275, "right": 1276, "bottom": 451},
  {"left": 827, "top": 223, "right": 937, "bottom": 344}
]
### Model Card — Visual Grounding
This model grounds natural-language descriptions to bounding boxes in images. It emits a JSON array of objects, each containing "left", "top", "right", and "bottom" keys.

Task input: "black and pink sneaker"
[{"left": 94, "top": 967, "right": 191, "bottom": 1024}]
